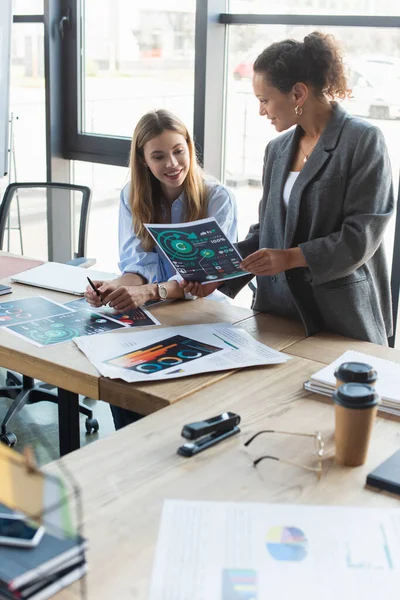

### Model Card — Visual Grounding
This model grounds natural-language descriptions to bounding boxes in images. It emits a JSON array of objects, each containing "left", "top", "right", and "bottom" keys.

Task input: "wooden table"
[
  {"left": 49, "top": 336, "right": 400, "bottom": 599},
  {"left": 2, "top": 258, "right": 290, "bottom": 453},
  {"left": 100, "top": 310, "right": 307, "bottom": 415}
]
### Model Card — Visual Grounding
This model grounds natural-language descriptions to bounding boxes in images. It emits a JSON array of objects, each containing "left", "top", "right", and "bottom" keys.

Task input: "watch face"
[{"left": 159, "top": 285, "right": 168, "bottom": 299}]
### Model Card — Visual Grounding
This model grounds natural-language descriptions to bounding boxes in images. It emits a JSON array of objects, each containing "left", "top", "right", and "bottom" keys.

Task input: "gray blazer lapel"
[{"left": 284, "top": 102, "right": 348, "bottom": 248}]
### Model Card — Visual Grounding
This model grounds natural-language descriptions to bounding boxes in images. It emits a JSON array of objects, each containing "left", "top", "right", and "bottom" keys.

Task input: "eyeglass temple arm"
[
  {"left": 253, "top": 455, "right": 322, "bottom": 474},
  {"left": 244, "top": 430, "right": 275, "bottom": 446},
  {"left": 245, "top": 429, "right": 319, "bottom": 447}
]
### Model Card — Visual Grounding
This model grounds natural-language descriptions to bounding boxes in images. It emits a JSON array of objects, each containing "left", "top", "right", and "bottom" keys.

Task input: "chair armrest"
[{"left": 67, "top": 257, "right": 97, "bottom": 268}]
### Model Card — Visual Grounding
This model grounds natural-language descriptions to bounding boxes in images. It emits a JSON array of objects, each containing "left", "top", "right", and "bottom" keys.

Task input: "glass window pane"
[
  {"left": 0, "top": 23, "right": 46, "bottom": 258},
  {"left": 72, "top": 161, "right": 129, "bottom": 274},
  {"left": 12, "top": 0, "right": 43, "bottom": 15},
  {"left": 228, "top": 0, "right": 400, "bottom": 16},
  {"left": 7, "top": 23, "right": 46, "bottom": 183},
  {"left": 81, "top": 1, "right": 196, "bottom": 138},
  {"left": 225, "top": 24, "right": 400, "bottom": 304}
]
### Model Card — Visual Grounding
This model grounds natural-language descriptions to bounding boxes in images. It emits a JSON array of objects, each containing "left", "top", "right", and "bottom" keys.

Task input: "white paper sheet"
[
  {"left": 149, "top": 499, "right": 400, "bottom": 600},
  {"left": 74, "top": 323, "right": 289, "bottom": 382},
  {"left": 145, "top": 217, "right": 248, "bottom": 284},
  {"left": 307, "top": 350, "right": 400, "bottom": 413}
]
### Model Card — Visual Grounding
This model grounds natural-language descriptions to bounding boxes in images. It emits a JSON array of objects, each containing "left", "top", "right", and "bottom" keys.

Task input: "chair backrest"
[{"left": 0, "top": 182, "right": 91, "bottom": 260}]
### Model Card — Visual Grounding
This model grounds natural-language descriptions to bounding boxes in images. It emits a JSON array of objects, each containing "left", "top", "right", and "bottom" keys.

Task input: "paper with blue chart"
[
  {"left": 149, "top": 500, "right": 400, "bottom": 600},
  {"left": 145, "top": 217, "right": 248, "bottom": 284},
  {"left": 74, "top": 322, "right": 289, "bottom": 382},
  {"left": 0, "top": 296, "right": 160, "bottom": 347}
]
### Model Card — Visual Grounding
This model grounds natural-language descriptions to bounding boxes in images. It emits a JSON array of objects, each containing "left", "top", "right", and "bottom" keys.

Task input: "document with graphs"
[
  {"left": 149, "top": 500, "right": 400, "bottom": 600},
  {"left": 145, "top": 217, "right": 248, "bottom": 284},
  {"left": 74, "top": 322, "right": 289, "bottom": 382}
]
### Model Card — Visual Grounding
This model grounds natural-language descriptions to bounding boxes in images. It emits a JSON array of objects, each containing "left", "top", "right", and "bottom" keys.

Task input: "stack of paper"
[
  {"left": 74, "top": 322, "right": 290, "bottom": 382},
  {"left": 149, "top": 499, "right": 400, "bottom": 600},
  {"left": 305, "top": 349, "right": 400, "bottom": 416}
]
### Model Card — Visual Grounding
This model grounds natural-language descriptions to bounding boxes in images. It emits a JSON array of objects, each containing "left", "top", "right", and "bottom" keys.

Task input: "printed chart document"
[
  {"left": 74, "top": 322, "right": 289, "bottom": 382},
  {"left": 64, "top": 297, "right": 161, "bottom": 327},
  {"left": 145, "top": 217, "right": 248, "bottom": 284},
  {"left": 305, "top": 349, "right": 400, "bottom": 417},
  {"left": 149, "top": 499, "right": 400, "bottom": 600},
  {"left": 0, "top": 296, "right": 72, "bottom": 327},
  {"left": 0, "top": 296, "right": 160, "bottom": 346}
]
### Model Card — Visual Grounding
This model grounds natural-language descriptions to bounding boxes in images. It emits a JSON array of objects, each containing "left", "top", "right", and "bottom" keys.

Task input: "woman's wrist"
[
  {"left": 285, "top": 247, "right": 308, "bottom": 270},
  {"left": 145, "top": 283, "right": 159, "bottom": 301}
]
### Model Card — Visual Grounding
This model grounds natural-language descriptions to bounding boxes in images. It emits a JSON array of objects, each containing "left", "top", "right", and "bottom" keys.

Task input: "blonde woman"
[
  {"left": 85, "top": 109, "right": 237, "bottom": 311},
  {"left": 84, "top": 110, "right": 238, "bottom": 430}
]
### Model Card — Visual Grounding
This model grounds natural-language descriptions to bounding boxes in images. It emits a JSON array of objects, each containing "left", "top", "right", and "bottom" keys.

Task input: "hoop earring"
[{"left": 295, "top": 105, "right": 303, "bottom": 116}]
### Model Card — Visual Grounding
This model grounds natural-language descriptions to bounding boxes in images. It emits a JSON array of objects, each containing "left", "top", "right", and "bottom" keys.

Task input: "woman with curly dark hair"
[{"left": 183, "top": 32, "right": 394, "bottom": 345}]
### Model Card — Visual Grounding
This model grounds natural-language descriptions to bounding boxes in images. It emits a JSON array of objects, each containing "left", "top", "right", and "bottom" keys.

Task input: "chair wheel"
[
  {"left": 85, "top": 417, "right": 99, "bottom": 434},
  {"left": 0, "top": 432, "right": 17, "bottom": 447}
]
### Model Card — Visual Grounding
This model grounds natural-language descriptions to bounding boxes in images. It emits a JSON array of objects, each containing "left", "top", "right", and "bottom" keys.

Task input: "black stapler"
[{"left": 177, "top": 412, "right": 241, "bottom": 457}]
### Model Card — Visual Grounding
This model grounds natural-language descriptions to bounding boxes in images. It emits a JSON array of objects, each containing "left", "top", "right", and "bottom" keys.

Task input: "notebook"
[
  {"left": 305, "top": 349, "right": 400, "bottom": 417},
  {"left": 10, "top": 262, "right": 118, "bottom": 296}
]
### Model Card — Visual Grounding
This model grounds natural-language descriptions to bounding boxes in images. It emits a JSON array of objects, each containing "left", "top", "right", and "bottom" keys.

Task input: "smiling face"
[
  {"left": 143, "top": 130, "right": 190, "bottom": 198},
  {"left": 252, "top": 72, "right": 298, "bottom": 132}
]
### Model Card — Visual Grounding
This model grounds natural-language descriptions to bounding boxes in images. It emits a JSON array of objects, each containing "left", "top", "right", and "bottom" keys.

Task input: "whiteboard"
[{"left": 0, "top": 0, "right": 12, "bottom": 177}]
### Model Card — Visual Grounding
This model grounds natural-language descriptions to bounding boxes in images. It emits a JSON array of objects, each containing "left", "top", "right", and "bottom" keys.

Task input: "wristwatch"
[{"left": 157, "top": 283, "right": 168, "bottom": 300}]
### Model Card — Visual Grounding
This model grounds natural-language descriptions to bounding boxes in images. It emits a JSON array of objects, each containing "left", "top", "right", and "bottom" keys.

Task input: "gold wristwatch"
[{"left": 157, "top": 283, "right": 168, "bottom": 300}]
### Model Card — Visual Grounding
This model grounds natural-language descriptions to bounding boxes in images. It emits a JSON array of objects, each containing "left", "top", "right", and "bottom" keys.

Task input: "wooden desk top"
[
  {"left": 0, "top": 258, "right": 259, "bottom": 401},
  {"left": 51, "top": 352, "right": 400, "bottom": 599},
  {"left": 99, "top": 307, "right": 307, "bottom": 414},
  {"left": 285, "top": 331, "right": 400, "bottom": 365},
  {"left": 0, "top": 281, "right": 101, "bottom": 399}
]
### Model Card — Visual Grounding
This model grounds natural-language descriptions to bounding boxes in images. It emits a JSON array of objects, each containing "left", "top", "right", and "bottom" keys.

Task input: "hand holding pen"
[{"left": 85, "top": 277, "right": 105, "bottom": 307}]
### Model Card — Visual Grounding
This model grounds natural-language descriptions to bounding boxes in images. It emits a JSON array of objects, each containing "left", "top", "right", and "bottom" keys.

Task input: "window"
[
  {"left": 65, "top": 0, "right": 196, "bottom": 164},
  {"left": 12, "top": 0, "right": 43, "bottom": 14}
]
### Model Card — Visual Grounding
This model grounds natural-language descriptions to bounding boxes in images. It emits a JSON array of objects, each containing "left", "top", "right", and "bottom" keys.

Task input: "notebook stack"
[
  {"left": 304, "top": 349, "right": 400, "bottom": 417},
  {"left": 0, "top": 508, "right": 87, "bottom": 600}
]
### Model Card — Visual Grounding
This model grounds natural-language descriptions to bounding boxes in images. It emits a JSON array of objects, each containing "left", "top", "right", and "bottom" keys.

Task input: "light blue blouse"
[{"left": 118, "top": 180, "right": 238, "bottom": 285}]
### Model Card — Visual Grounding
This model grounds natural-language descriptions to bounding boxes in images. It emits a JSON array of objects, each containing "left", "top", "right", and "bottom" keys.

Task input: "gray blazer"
[{"left": 223, "top": 103, "right": 394, "bottom": 345}]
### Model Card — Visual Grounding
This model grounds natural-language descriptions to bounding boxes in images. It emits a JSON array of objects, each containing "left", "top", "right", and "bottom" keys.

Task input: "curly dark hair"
[{"left": 253, "top": 31, "right": 351, "bottom": 100}]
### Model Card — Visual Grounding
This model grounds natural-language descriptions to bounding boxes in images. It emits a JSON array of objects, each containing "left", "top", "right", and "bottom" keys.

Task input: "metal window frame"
[
  {"left": 60, "top": 0, "right": 230, "bottom": 173},
  {"left": 219, "top": 13, "right": 400, "bottom": 27}
]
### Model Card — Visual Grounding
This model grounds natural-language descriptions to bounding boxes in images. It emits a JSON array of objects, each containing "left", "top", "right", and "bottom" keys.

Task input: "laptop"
[{"left": 11, "top": 262, "right": 118, "bottom": 295}]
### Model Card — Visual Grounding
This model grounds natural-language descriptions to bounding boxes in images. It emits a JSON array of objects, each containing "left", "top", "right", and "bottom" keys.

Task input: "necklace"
[{"left": 299, "top": 140, "right": 318, "bottom": 163}]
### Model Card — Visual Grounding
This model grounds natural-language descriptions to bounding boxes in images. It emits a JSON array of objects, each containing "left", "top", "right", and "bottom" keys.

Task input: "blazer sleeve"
[{"left": 299, "top": 126, "right": 394, "bottom": 286}]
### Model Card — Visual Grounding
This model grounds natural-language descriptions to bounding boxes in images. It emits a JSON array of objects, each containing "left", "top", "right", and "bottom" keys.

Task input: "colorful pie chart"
[{"left": 266, "top": 526, "right": 308, "bottom": 561}]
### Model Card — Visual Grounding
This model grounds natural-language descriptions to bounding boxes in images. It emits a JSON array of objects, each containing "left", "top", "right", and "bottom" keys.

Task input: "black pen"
[{"left": 87, "top": 276, "right": 103, "bottom": 301}]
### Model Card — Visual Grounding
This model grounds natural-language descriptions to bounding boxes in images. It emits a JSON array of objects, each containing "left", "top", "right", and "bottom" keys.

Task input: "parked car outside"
[
  {"left": 346, "top": 57, "right": 400, "bottom": 120},
  {"left": 233, "top": 60, "right": 253, "bottom": 80}
]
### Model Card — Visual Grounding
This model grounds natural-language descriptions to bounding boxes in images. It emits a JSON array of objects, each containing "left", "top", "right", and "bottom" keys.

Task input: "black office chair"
[{"left": 0, "top": 182, "right": 99, "bottom": 446}]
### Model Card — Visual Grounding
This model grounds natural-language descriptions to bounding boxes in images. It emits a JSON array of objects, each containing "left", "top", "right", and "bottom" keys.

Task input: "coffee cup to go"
[
  {"left": 333, "top": 382, "right": 380, "bottom": 467},
  {"left": 334, "top": 361, "right": 377, "bottom": 389}
]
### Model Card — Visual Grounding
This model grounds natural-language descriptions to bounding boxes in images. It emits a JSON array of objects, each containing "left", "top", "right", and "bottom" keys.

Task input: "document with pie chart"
[
  {"left": 149, "top": 499, "right": 400, "bottom": 600},
  {"left": 145, "top": 217, "right": 248, "bottom": 284}
]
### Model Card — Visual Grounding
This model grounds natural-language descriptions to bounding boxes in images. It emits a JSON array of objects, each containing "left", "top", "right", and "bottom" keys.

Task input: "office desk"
[
  {"left": 99, "top": 311, "right": 307, "bottom": 414},
  {"left": 284, "top": 331, "right": 400, "bottom": 364},
  {"left": 50, "top": 345, "right": 400, "bottom": 599},
  {"left": 0, "top": 262, "right": 267, "bottom": 453}
]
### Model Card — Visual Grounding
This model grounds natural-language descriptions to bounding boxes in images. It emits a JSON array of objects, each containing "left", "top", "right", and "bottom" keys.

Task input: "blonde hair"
[{"left": 129, "top": 109, "right": 207, "bottom": 251}]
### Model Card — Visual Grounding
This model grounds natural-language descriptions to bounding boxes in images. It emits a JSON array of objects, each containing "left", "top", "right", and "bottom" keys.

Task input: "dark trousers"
[{"left": 110, "top": 405, "right": 144, "bottom": 430}]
